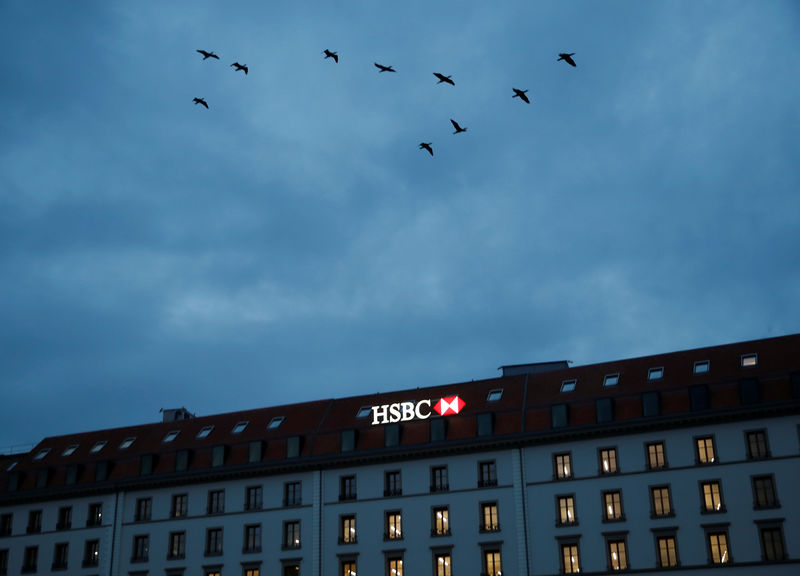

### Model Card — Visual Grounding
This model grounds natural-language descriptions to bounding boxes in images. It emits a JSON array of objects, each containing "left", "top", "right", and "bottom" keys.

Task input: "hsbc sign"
[{"left": 371, "top": 395, "right": 466, "bottom": 426}]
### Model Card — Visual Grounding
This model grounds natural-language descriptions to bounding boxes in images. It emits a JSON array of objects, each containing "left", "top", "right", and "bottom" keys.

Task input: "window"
[
  {"left": 283, "top": 520, "right": 301, "bottom": 549},
  {"left": 596, "top": 397, "right": 614, "bottom": 423},
  {"left": 385, "top": 470, "right": 402, "bottom": 496},
  {"left": 599, "top": 448, "right": 618, "bottom": 474},
  {"left": 752, "top": 475, "right": 779, "bottom": 508},
  {"left": 385, "top": 511, "right": 402, "bottom": 540},
  {"left": 171, "top": 494, "right": 188, "bottom": 517},
  {"left": 701, "top": 481, "right": 724, "bottom": 512},
  {"left": 53, "top": 542, "right": 69, "bottom": 570},
  {"left": 119, "top": 437, "right": 136, "bottom": 449},
  {"left": 267, "top": 416, "right": 285, "bottom": 430},
  {"left": 283, "top": 566, "right": 299, "bottom": 576},
  {"left": 0, "top": 513, "right": 12, "bottom": 536},
  {"left": 689, "top": 385, "right": 709, "bottom": 411},
  {"left": 57, "top": 506, "right": 72, "bottom": 530},
  {"left": 435, "top": 552, "right": 452, "bottom": 576},
  {"left": 648, "top": 367, "right": 664, "bottom": 380},
  {"left": 560, "top": 379, "right": 577, "bottom": 392},
  {"left": 476, "top": 412, "right": 494, "bottom": 436},
  {"left": 340, "top": 475, "right": 357, "bottom": 500},
  {"left": 759, "top": 524, "right": 786, "bottom": 561},
  {"left": 604, "top": 373, "right": 619, "bottom": 387},
  {"left": 208, "top": 489, "right": 225, "bottom": 514},
  {"left": 707, "top": 531, "right": 730, "bottom": 564},
  {"left": 650, "top": 486, "right": 672, "bottom": 517},
  {"left": 656, "top": 535, "right": 678, "bottom": 567},
  {"left": 560, "top": 542, "right": 581, "bottom": 574},
  {"left": 248, "top": 441, "right": 262, "bottom": 463},
  {"left": 244, "top": 524, "right": 261, "bottom": 553},
  {"left": 135, "top": 498, "right": 151, "bottom": 522},
  {"left": 197, "top": 425, "right": 214, "bottom": 438},
  {"left": 132, "top": 535, "right": 149, "bottom": 562},
  {"left": 551, "top": 403, "right": 568, "bottom": 428},
  {"left": 83, "top": 539, "right": 99, "bottom": 567},
  {"left": 163, "top": 430, "right": 180, "bottom": 443},
  {"left": 387, "top": 557, "right": 403, "bottom": 576},
  {"left": 487, "top": 388, "right": 503, "bottom": 401},
  {"left": 205, "top": 527, "right": 223, "bottom": 556},
  {"left": 342, "top": 559, "right": 357, "bottom": 576},
  {"left": 384, "top": 423, "right": 400, "bottom": 447},
  {"left": 244, "top": 569, "right": 261, "bottom": 576},
  {"left": 431, "top": 465, "right": 449, "bottom": 492},
  {"left": 642, "top": 391, "right": 660, "bottom": 417},
  {"left": 696, "top": 436, "right": 716, "bottom": 464},
  {"left": 27, "top": 510, "right": 42, "bottom": 533},
  {"left": 87, "top": 503, "right": 102, "bottom": 526},
  {"left": 356, "top": 406, "right": 373, "bottom": 419},
  {"left": 245, "top": 485, "right": 263, "bottom": 510},
  {"left": 140, "top": 454, "right": 156, "bottom": 475},
  {"left": 340, "top": 515, "right": 356, "bottom": 544},
  {"left": 741, "top": 353, "right": 758, "bottom": 367},
  {"left": 646, "top": 442, "right": 666, "bottom": 469},
  {"left": 285, "top": 481, "right": 301, "bottom": 506},
  {"left": 430, "top": 418, "right": 447, "bottom": 442},
  {"left": 694, "top": 360, "right": 710, "bottom": 374},
  {"left": 286, "top": 435, "right": 302, "bottom": 458},
  {"left": 483, "top": 549, "right": 502, "bottom": 576},
  {"left": 557, "top": 495, "right": 576, "bottom": 526},
  {"left": 478, "top": 460, "right": 497, "bottom": 487},
  {"left": 89, "top": 441, "right": 107, "bottom": 453},
  {"left": 746, "top": 430, "right": 770, "bottom": 459},
  {"left": 0, "top": 548, "right": 9, "bottom": 576},
  {"left": 481, "top": 502, "right": 500, "bottom": 532},
  {"left": 554, "top": 452, "right": 572, "bottom": 479},
  {"left": 211, "top": 445, "right": 226, "bottom": 466},
  {"left": 603, "top": 491, "right": 624, "bottom": 521},
  {"left": 22, "top": 546, "right": 38, "bottom": 573},
  {"left": 232, "top": 421, "right": 249, "bottom": 434},
  {"left": 341, "top": 429, "right": 357, "bottom": 452},
  {"left": 607, "top": 537, "right": 628, "bottom": 570},
  {"left": 168, "top": 531, "right": 185, "bottom": 559},
  {"left": 62, "top": 444, "right": 79, "bottom": 457},
  {"left": 432, "top": 506, "right": 450, "bottom": 536}
]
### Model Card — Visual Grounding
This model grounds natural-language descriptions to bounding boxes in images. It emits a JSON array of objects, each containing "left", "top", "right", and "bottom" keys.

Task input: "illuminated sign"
[{"left": 371, "top": 395, "right": 465, "bottom": 425}]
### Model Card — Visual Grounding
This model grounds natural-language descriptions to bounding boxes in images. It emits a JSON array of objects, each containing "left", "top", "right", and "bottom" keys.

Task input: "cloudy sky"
[{"left": 1, "top": 1, "right": 798, "bottom": 450}]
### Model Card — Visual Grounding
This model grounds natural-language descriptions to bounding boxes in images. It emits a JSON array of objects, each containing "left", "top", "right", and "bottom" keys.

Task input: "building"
[{"left": 1, "top": 334, "right": 799, "bottom": 576}]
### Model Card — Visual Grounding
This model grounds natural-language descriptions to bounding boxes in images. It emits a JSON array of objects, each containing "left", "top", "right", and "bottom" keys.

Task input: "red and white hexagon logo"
[{"left": 433, "top": 395, "right": 465, "bottom": 416}]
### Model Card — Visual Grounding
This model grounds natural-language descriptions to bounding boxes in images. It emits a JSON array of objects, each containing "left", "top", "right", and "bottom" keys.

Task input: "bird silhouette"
[
  {"left": 323, "top": 49, "right": 338, "bottom": 63},
  {"left": 374, "top": 62, "right": 396, "bottom": 73},
  {"left": 558, "top": 53, "right": 576, "bottom": 67},
  {"left": 196, "top": 49, "right": 219, "bottom": 60},
  {"left": 193, "top": 97, "right": 209, "bottom": 108},
  {"left": 512, "top": 88, "right": 530, "bottom": 104},
  {"left": 231, "top": 62, "right": 248, "bottom": 74},
  {"left": 450, "top": 119, "right": 467, "bottom": 134},
  {"left": 419, "top": 142, "right": 434, "bottom": 156},
  {"left": 433, "top": 72, "right": 455, "bottom": 86}
]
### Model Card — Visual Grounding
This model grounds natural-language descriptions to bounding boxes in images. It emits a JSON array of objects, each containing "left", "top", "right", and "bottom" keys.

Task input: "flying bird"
[
  {"left": 193, "top": 97, "right": 209, "bottom": 108},
  {"left": 450, "top": 119, "right": 467, "bottom": 134},
  {"left": 433, "top": 72, "right": 454, "bottom": 85},
  {"left": 323, "top": 49, "right": 338, "bottom": 63},
  {"left": 512, "top": 88, "right": 530, "bottom": 104},
  {"left": 231, "top": 62, "right": 248, "bottom": 74},
  {"left": 558, "top": 52, "right": 577, "bottom": 67},
  {"left": 374, "top": 62, "right": 396, "bottom": 73},
  {"left": 196, "top": 49, "right": 219, "bottom": 60},
  {"left": 419, "top": 142, "right": 434, "bottom": 156}
]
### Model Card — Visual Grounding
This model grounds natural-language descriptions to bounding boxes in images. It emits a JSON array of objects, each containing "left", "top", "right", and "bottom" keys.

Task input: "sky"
[{"left": 1, "top": 1, "right": 799, "bottom": 451}]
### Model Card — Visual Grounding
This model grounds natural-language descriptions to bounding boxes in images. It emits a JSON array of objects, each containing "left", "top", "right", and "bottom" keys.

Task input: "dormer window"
[
  {"left": 603, "top": 374, "right": 619, "bottom": 387},
  {"left": 119, "top": 437, "right": 136, "bottom": 450},
  {"left": 90, "top": 441, "right": 107, "bottom": 454},
  {"left": 232, "top": 421, "right": 249, "bottom": 434},
  {"left": 486, "top": 389, "right": 504, "bottom": 402},
  {"left": 162, "top": 430, "right": 180, "bottom": 443},
  {"left": 356, "top": 406, "right": 373, "bottom": 419},
  {"left": 197, "top": 425, "right": 214, "bottom": 438},
  {"left": 648, "top": 367, "right": 664, "bottom": 381},
  {"left": 741, "top": 353, "right": 758, "bottom": 368},
  {"left": 33, "top": 448, "right": 50, "bottom": 461},
  {"left": 6, "top": 461, "right": 17, "bottom": 471},
  {"left": 694, "top": 360, "right": 710, "bottom": 374},
  {"left": 560, "top": 379, "right": 577, "bottom": 393},
  {"left": 62, "top": 444, "right": 79, "bottom": 457},
  {"left": 267, "top": 416, "right": 285, "bottom": 430}
]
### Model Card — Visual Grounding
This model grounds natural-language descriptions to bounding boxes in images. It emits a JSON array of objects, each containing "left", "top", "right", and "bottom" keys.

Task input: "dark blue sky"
[{"left": 1, "top": 1, "right": 799, "bottom": 450}]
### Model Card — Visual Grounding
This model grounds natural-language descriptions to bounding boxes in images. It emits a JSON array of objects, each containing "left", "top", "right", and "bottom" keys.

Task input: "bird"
[
  {"left": 558, "top": 52, "right": 576, "bottom": 67},
  {"left": 512, "top": 88, "right": 530, "bottom": 104},
  {"left": 231, "top": 62, "right": 248, "bottom": 75},
  {"left": 196, "top": 49, "right": 219, "bottom": 60},
  {"left": 419, "top": 142, "right": 434, "bottom": 156},
  {"left": 323, "top": 49, "right": 338, "bottom": 63},
  {"left": 433, "top": 72, "right": 454, "bottom": 86},
  {"left": 193, "top": 97, "right": 209, "bottom": 108},
  {"left": 450, "top": 119, "right": 467, "bottom": 134},
  {"left": 374, "top": 62, "right": 396, "bottom": 73}
]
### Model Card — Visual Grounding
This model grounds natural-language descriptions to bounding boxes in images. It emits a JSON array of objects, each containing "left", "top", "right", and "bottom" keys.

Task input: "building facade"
[{"left": 1, "top": 334, "right": 799, "bottom": 576}]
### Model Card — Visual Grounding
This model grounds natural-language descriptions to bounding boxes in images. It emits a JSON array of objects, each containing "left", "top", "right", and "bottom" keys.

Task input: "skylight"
[
  {"left": 648, "top": 367, "right": 664, "bottom": 381},
  {"left": 560, "top": 379, "right": 577, "bottom": 393},
  {"left": 119, "top": 437, "right": 136, "bottom": 450},
  {"left": 232, "top": 421, "right": 249, "bottom": 434},
  {"left": 90, "top": 441, "right": 107, "bottom": 454},
  {"left": 741, "top": 353, "right": 758, "bottom": 368},
  {"left": 267, "top": 416, "right": 285, "bottom": 430},
  {"left": 356, "top": 406, "right": 373, "bottom": 419},
  {"left": 603, "top": 374, "right": 619, "bottom": 387},
  {"left": 33, "top": 448, "right": 51, "bottom": 461},
  {"left": 694, "top": 360, "right": 710, "bottom": 374},
  {"left": 6, "top": 461, "right": 17, "bottom": 471},
  {"left": 162, "top": 430, "right": 180, "bottom": 443},
  {"left": 197, "top": 425, "right": 214, "bottom": 438},
  {"left": 487, "top": 389, "right": 504, "bottom": 402},
  {"left": 62, "top": 444, "right": 79, "bottom": 457}
]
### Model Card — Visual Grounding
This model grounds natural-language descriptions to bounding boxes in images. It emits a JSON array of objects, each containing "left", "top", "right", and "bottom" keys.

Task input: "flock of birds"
[{"left": 192, "top": 48, "right": 578, "bottom": 156}]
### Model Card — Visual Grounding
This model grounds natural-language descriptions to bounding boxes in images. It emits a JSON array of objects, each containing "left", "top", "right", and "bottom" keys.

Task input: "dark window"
[
  {"left": 551, "top": 404, "right": 568, "bottom": 428},
  {"left": 0, "top": 548, "right": 9, "bottom": 575},
  {"left": 94, "top": 461, "right": 110, "bottom": 482},
  {"left": 431, "top": 466, "right": 449, "bottom": 492},
  {"left": 384, "top": 424, "right": 400, "bottom": 447},
  {"left": 341, "top": 429, "right": 357, "bottom": 452},
  {"left": 739, "top": 378, "right": 760, "bottom": 405},
  {"left": 476, "top": 412, "right": 494, "bottom": 436},
  {"left": 87, "top": 503, "right": 102, "bottom": 526},
  {"left": 35, "top": 469, "right": 49, "bottom": 488},
  {"left": 430, "top": 418, "right": 447, "bottom": 442},
  {"left": 284, "top": 481, "right": 301, "bottom": 506},
  {"left": 0, "top": 513, "right": 11, "bottom": 536},
  {"left": 65, "top": 464, "right": 79, "bottom": 485},
  {"left": 478, "top": 460, "right": 497, "bottom": 487},
  {"left": 384, "top": 471, "right": 402, "bottom": 496},
  {"left": 752, "top": 475, "right": 779, "bottom": 508},
  {"left": 759, "top": 524, "right": 786, "bottom": 561},
  {"left": 139, "top": 454, "right": 156, "bottom": 476},
  {"left": 689, "top": 385, "right": 709, "bottom": 411},
  {"left": 132, "top": 535, "right": 149, "bottom": 562},
  {"left": 746, "top": 430, "right": 770, "bottom": 459},
  {"left": 27, "top": 510, "right": 42, "bottom": 534},
  {"left": 171, "top": 494, "right": 188, "bottom": 518},
  {"left": 175, "top": 450, "right": 190, "bottom": 471},
  {"left": 205, "top": 527, "right": 223, "bottom": 556},
  {"left": 243, "top": 524, "right": 261, "bottom": 553},
  {"left": 168, "top": 531, "right": 186, "bottom": 559},
  {"left": 245, "top": 486, "right": 263, "bottom": 510},
  {"left": 340, "top": 475, "right": 356, "bottom": 500},
  {"left": 211, "top": 445, "right": 226, "bottom": 467},
  {"left": 207, "top": 489, "right": 225, "bottom": 514},
  {"left": 286, "top": 436, "right": 302, "bottom": 458},
  {"left": 135, "top": 498, "right": 151, "bottom": 522},
  {"left": 52, "top": 542, "right": 69, "bottom": 570},
  {"left": 57, "top": 506, "right": 72, "bottom": 530},
  {"left": 83, "top": 539, "right": 99, "bottom": 567},
  {"left": 283, "top": 520, "right": 301, "bottom": 549},
  {"left": 642, "top": 391, "right": 660, "bottom": 417},
  {"left": 595, "top": 398, "right": 613, "bottom": 423},
  {"left": 248, "top": 441, "right": 262, "bottom": 463},
  {"left": 22, "top": 545, "right": 38, "bottom": 573}
]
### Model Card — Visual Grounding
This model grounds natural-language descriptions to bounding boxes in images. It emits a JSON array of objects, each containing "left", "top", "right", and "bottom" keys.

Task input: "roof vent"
[
  {"left": 499, "top": 360, "right": 571, "bottom": 377},
  {"left": 160, "top": 407, "right": 195, "bottom": 422}
]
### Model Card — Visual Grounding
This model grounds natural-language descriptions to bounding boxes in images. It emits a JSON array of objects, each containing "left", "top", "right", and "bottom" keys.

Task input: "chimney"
[{"left": 160, "top": 407, "right": 195, "bottom": 422}]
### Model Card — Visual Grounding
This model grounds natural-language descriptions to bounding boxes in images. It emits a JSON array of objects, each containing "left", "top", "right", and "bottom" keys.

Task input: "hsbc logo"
[{"left": 371, "top": 395, "right": 466, "bottom": 425}]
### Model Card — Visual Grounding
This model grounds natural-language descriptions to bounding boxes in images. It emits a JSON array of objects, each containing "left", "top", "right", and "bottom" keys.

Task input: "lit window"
[
  {"left": 599, "top": 448, "right": 618, "bottom": 474},
  {"left": 557, "top": 495, "right": 576, "bottom": 525},
  {"left": 33, "top": 449, "right": 50, "bottom": 461},
  {"left": 340, "top": 515, "right": 357, "bottom": 544},
  {"left": 62, "top": 444, "right": 79, "bottom": 457},
  {"left": 694, "top": 360, "right": 710, "bottom": 374},
  {"left": 162, "top": 430, "right": 180, "bottom": 443},
  {"left": 385, "top": 511, "right": 402, "bottom": 540},
  {"left": 648, "top": 367, "right": 664, "bottom": 380},
  {"left": 607, "top": 538, "right": 628, "bottom": 570},
  {"left": 197, "top": 425, "right": 214, "bottom": 438},
  {"left": 650, "top": 485, "right": 672, "bottom": 517},
  {"left": 267, "top": 416, "right": 285, "bottom": 430},
  {"left": 484, "top": 550, "right": 502, "bottom": 576},
  {"left": 388, "top": 557, "right": 403, "bottom": 576},
  {"left": 696, "top": 437, "right": 716, "bottom": 464},
  {"left": 741, "top": 353, "right": 758, "bottom": 367},
  {"left": 708, "top": 532, "right": 730, "bottom": 564},
  {"left": 646, "top": 442, "right": 667, "bottom": 469},
  {"left": 701, "top": 481, "right": 724, "bottom": 512},
  {"left": 90, "top": 441, "right": 107, "bottom": 454},
  {"left": 487, "top": 388, "right": 504, "bottom": 402},
  {"left": 554, "top": 453, "right": 572, "bottom": 479},
  {"left": 603, "top": 491, "right": 624, "bottom": 520},
  {"left": 657, "top": 535, "right": 678, "bottom": 567},
  {"left": 603, "top": 373, "right": 619, "bottom": 387},
  {"left": 119, "top": 437, "right": 136, "bottom": 449},
  {"left": 560, "top": 379, "right": 577, "bottom": 393},
  {"left": 481, "top": 502, "right": 500, "bottom": 531},
  {"left": 283, "top": 521, "right": 301, "bottom": 549},
  {"left": 435, "top": 553, "right": 451, "bottom": 576},
  {"left": 560, "top": 543, "right": 580, "bottom": 574},
  {"left": 432, "top": 506, "right": 450, "bottom": 536},
  {"left": 356, "top": 406, "right": 372, "bottom": 419},
  {"left": 232, "top": 421, "right": 249, "bottom": 434}
]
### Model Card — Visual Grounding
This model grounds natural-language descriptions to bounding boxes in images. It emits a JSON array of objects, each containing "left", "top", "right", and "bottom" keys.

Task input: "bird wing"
[{"left": 450, "top": 119, "right": 461, "bottom": 130}]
